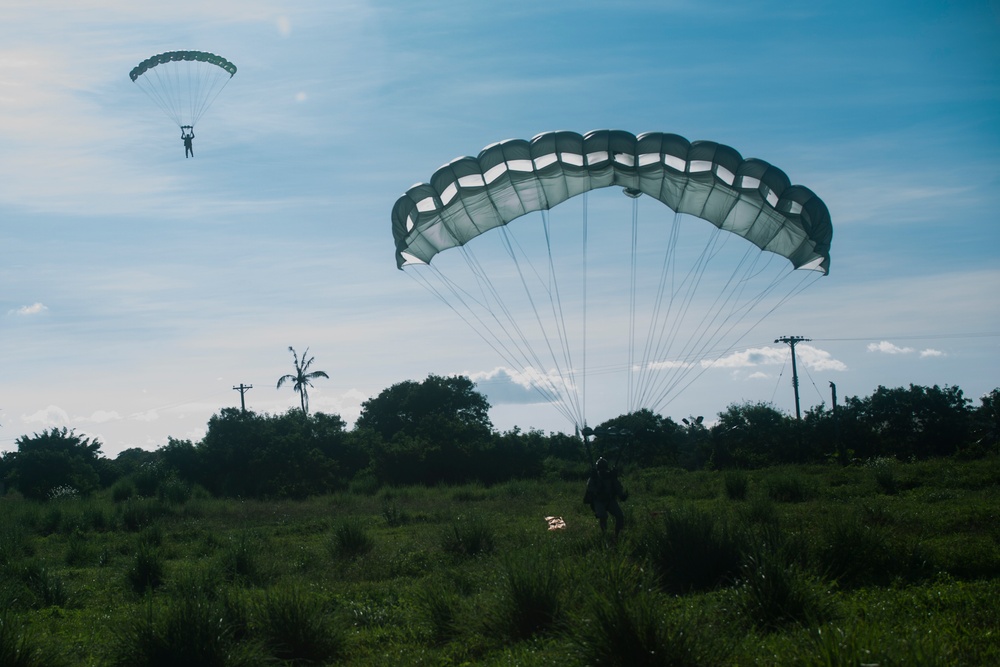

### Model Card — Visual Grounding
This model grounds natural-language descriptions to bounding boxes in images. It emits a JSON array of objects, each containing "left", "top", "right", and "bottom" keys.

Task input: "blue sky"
[{"left": 2, "top": 0, "right": 998, "bottom": 457}]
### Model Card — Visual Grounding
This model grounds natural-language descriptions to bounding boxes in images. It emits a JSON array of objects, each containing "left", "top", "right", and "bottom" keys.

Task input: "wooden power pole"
[
  {"left": 774, "top": 336, "right": 810, "bottom": 420},
  {"left": 233, "top": 383, "right": 253, "bottom": 413}
]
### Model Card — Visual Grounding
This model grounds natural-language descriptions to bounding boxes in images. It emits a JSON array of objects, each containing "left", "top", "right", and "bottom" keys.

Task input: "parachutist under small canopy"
[{"left": 181, "top": 125, "right": 195, "bottom": 158}]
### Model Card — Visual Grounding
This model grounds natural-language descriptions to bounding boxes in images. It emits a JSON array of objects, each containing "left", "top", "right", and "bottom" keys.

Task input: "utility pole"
[
  {"left": 774, "top": 336, "right": 810, "bottom": 420},
  {"left": 830, "top": 381, "right": 845, "bottom": 465},
  {"left": 233, "top": 383, "right": 253, "bottom": 413}
]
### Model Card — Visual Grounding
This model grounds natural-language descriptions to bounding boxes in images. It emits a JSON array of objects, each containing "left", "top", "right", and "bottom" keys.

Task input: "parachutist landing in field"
[
  {"left": 181, "top": 126, "right": 194, "bottom": 158},
  {"left": 584, "top": 457, "right": 628, "bottom": 542}
]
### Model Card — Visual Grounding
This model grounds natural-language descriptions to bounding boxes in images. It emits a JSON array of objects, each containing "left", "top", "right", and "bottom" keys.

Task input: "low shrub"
[
  {"left": 488, "top": 550, "right": 563, "bottom": 640},
  {"left": 441, "top": 513, "right": 496, "bottom": 558},
  {"left": 638, "top": 506, "right": 744, "bottom": 593},
  {"left": 254, "top": 586, "right": 345, "bottom": 664},
  {"left": 126, "top": 542, "right": 165, "bottom": 594},
  {"left": 328, "top": 517, "right": 375, "bottom": 560}
]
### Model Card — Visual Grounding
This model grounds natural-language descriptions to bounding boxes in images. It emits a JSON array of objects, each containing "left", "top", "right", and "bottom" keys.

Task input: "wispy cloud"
[
  {"left": 867, "top": 341, "right": 948, "bottom": 359},
  {"left": 706, "top": 345, "right": 846, "bottom": 372},
  {"left": 868, "top": 341, "right": 914, "bottom": 354},
  {"left": 9, "top": 302, "right": 48, "bottom": 316}
]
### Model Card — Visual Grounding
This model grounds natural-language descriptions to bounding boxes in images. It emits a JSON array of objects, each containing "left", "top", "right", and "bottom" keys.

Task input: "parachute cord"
[
  {"left": 581, "top": 192, "right": 589, "bottom": 428},
  {"left": 404, "top": 263, "right": 578, "bottom": 425},
  {"left": 627, "top": 196, "right": 639, "bottom": 413}
]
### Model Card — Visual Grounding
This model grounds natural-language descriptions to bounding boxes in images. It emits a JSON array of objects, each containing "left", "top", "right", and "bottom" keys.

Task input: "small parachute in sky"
[
  {"left": 391, "top": 130, "right": 833, "bottom": 431},
  {"left": 129, "top": 50, "right": 237, "bottom": 138}
]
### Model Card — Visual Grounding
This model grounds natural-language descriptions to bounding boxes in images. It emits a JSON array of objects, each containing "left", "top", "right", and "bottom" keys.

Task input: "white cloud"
[
  {"left": 277, "top": 15, "right": 292, "bottom": 37},
  {"left": 78, "top": 410, "right": 122, "bottom": 424},
  {"left": 9, "top": 302, "right": 48, "bottom": 316},
  {"left": 704, "top": 345, "right": 846, "bottom": 372},
  {"left": 867, "top": 341, "right": 915, "bottom": 354},
  {"left": 21, "top": 405, "right": 70, "bottom": 426},
  {"left": 469, "top": 366, "right": 569, "bottom": 405},
  {"left": 920, "top": 348, "right": 945, "bottom": 358}
]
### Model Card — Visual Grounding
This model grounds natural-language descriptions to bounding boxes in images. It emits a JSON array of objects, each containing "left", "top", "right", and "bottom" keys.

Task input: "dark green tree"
[
  {"left": 711, "top": 401, "right": 795, "bottom": 468},
  {"left": 356, "top": 374, "right": 492, "bottom": 441},
  {"left": 356, "top": 375, "right": 494, "bottom": 485},
  {"left": 196, "top": 408, "right": 352, "bottom": 498},
  {"left": 595, "top": 409, "right": 682, "bottom": 467},
  {"left": 841, "top": 384, "right": 972, "bottom": 459},
  {"left": 276, "top": 346, "right": 329, "bottom": 416},
  {"left": 6, "top": 427, "right": 104, "bottom": 500}
]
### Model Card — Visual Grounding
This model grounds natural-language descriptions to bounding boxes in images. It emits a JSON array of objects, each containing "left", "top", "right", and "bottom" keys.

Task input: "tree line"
[{"left": 2, "top": 376, "right": 997, "bottom": 501}]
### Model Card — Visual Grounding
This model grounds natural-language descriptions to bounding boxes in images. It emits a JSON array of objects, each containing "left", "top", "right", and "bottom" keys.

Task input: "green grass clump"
[
  {"left": 125, "top": 542, "right": 165, "bottom": 594},
  {"left": 328, "top": 517, "right": 375, "bottom": 560},
  {"left": 487, "top": 550, "right": 564, "bottom": 640},
  {"left": 638, "top": 506, "right": 744, "bottom": 593},
  {"left": 0, "top": 612, "right": 65, "bottom": 667},
  {"left": 441, "top": 513, "right": 496, "bottom": 558},
  {"left": 735, "top": 542, "right": 838, "bottom": 631},
  {"left": 723, "top": 470, "right": 749, "bottom": 500},
  {"left": 254, "top": 586, "right": 345, "bottom": 664},
  {"left": 570, "top": 559, "right": 727, "bottom": 666}
]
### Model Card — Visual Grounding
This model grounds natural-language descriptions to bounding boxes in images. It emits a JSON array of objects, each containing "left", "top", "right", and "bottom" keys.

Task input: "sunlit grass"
[{"left": 1, "top": 455, "right": 998, "bottom": 665}]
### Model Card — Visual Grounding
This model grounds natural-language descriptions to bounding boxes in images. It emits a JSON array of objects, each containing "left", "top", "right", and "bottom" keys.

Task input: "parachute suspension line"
[
  {"left": 643, "top": 241, "right": 778, "bottom": 413},
  {"left": 497, "top": 220, "right": 584, "bottom": 425},
  {"left": 647, "top": 266, "right": 821, "bottom": 416},
  {"left": 633, "top": 207, "right": 682, "bottom": 412},
  {"left": 634, "top": 213, "right": 721, "bottom": 409},
  {"left": 627, "top": 194, "right": 640, "bottom": 414},
  {"left": 404, "top": 255, "right": 578, "bottom": 425},
  {"left": 465, "top": 235, "right": 580, "bottom": 424},
  {"left": 581, "top": 192, "right": 589, "bottom": 430},
  {"left": 133, "top": 59, "right": 234, "bottom": 129},
  {"left": 538, "top": 210, "right": 585, "bottom": 425}
]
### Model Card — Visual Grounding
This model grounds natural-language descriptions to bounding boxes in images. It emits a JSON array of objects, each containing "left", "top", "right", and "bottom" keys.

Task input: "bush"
[
  {"left": 723, "top": 470, "right": 749, "bottom": 500},
  {"left": 765, "top": 472, "right": 811, "bottom": 503},
  {"left": 441, "top": 513, "right": 496, "bottom": 558},
  {"left": 414, "top": 578, "right": 463, "bottom": 645},
  {"left": 218, "top": 531, "right": 272, "bottom": 586},
  {"left": 327, "top": 517, "right": 375, "bottom": 561},
  {"left": 0, "top": 612, "right": 66, "bottom": 667},
  {"left": 735, "top": 542, "right": 838, "bottom": 631},
  {"left": 254, "top": 587, "right": 345, "bottom": 664},
  {"left": 571, "top": 559, "right": 727, "bottom": 666},
  {"left": 126, "top": 543, "right": 165, "bottom": 594},
  {"left": 112, "top": 589, "right": 260, "bottom": 667},
  {"left": 488, "top": 551, "right": 563, "bottom": 640},
  {"left": 638, "top": 506, "right": 744, "bottom": 593}
]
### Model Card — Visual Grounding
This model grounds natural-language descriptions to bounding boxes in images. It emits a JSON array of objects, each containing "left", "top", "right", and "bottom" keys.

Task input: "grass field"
[{"left": 2, "top": 455, "right": 998, "bottom": 665}]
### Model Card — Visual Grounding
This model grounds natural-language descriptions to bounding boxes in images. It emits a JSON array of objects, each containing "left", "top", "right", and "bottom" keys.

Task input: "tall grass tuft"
[
  {"left": 112, "top": 589, "right": 261, "bottom": 667},
  {"left": 328, "top": 517, "right": 375, "bottom": 560},
  {"left": 788, "top": 621, "right": 945, "bottom": 666},
  {"left": 0, "top": 612, "right": 65, "bottom": 667},
  {"left": 723, "top": 470, "right": 749, "bottom": 500},
  {"left": 254, "top": 586, "right": 345, "bottom": 664},
  {"left": 488, "top": 550, "right": 563, "bottom": 640},
  {"left": 571, "top": 558, "right": 726, "bottom": 667},
  {"left": 126, "top": 542, "right": 165, "bottom": 594},
  {"left": 219, "top": 531, "right": 271, "bottom": 586},
  {"left": 414, "top": 578, "right": 463, "bottom": 645},
  {"left": 441, "top": 513, "right": 496, "bottom": 558},
  {"left": 867, "top": 457, "right": 899, "bottom": 494},
  {"left": 765, "top": 472, "right": 811, "bottom": 503},
  {"left": 735, "top": 540, "right": 838, "bottom": 631},
  {"left": 639, "top": 506, "right": 744, "bottom": 593}
]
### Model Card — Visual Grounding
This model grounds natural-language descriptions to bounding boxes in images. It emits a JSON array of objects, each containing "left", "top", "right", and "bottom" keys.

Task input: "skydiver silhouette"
[{"left": 181, "top": 125, "right": 195, "bottom": 158}]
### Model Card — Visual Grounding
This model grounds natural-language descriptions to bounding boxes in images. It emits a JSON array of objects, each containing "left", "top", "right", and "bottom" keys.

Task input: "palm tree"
[{"left": 276, "top": 346, "right": 329, "bottom": 416}]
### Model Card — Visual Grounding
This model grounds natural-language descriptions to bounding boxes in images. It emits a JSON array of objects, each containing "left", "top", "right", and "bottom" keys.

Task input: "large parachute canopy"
[
  {"left": 129, "top": 50, "right": 237, "bottom": 129},
  {"left": 392, "top": 130, "right": 832, "bottom": 430}
]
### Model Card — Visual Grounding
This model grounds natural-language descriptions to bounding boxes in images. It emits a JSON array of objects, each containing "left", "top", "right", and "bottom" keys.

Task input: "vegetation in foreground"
[{"left": 1, "top": 455, "right": 997, "bottom": 666}]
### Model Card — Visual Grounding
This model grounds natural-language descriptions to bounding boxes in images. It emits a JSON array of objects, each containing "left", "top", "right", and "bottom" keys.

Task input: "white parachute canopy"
[{"left": 391, "top": 130, "right": 832, "bottom": 429}]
